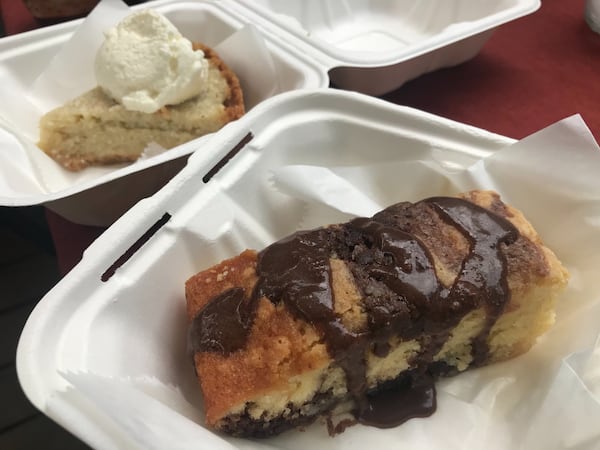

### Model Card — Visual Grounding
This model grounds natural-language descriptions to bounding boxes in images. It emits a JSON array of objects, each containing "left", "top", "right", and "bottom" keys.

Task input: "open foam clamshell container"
[
  {"left": 18, "top": 88, "right": 600, "bottom": 449},
  {"left": 0, "top": 0, "right": 539, "bottom": 226}
]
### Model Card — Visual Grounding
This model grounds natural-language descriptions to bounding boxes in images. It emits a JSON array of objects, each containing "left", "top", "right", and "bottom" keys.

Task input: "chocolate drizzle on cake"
[
  {"left": 357, "top": 372, "right": 436, "bottom": 429},
  {"left": 187, "top": 287, "right": 249, "bottom": 354},
  {"left": 188, "top": 196, "right": 519, "bottom": 431}
]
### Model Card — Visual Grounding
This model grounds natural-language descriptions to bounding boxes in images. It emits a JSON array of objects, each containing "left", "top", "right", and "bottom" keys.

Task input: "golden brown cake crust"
[
  {"left": 193, "top": 43, "right": 245, "bottom": 126},
  {"left": 38, "top": 42, "right": 245, "bottom": 171},
  {"left": 184, "top": 190, "right": 569, "bottom": 435}
]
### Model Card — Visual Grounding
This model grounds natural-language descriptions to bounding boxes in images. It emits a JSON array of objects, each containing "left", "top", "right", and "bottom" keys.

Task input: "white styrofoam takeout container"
[
  {"left": 15, "top": 89, "right": 516, "bottom": 449},
  {"left": 0, "top": 0, "right": 540, "bottom": 226},
  {"left": 16, "top": 88, "right": 600, "bottom": 449},
  {"left": 0, "top": 0, "right": 326, "bottom": 225}
]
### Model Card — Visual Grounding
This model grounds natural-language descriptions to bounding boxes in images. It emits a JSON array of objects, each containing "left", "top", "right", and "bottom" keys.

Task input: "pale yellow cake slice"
[{"left": 38, "top": 44, "right": 244, "bottom": 171}]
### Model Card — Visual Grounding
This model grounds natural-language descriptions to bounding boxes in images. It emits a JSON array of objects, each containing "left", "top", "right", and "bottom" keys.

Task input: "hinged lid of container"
[{"left": 223, "top": 0, "right": 540, "bottom": 94}]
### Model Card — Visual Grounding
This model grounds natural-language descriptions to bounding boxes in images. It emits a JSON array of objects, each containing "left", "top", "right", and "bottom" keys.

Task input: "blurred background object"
[
  {"left": 22, "top": 0, "right": 101, "bottom": 19},
  {"left": 586, "top": 0, "right": 600, "bottom": 33},
  {"left": 22, "top": 0, "right": 148, "bottom": 20}
]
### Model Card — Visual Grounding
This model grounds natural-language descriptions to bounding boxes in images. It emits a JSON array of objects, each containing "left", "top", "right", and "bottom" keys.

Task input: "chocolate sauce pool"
[{"left": 189, "top": 197, "right": 519, "bottom": 431}]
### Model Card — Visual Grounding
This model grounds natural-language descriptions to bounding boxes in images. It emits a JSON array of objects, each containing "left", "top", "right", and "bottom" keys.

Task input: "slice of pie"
[
  {"left": 38, "top": 43, "right": 244, "bottom": 171},
  {"left": 184, "top": 190, "right": 569, "bottom": 437}
]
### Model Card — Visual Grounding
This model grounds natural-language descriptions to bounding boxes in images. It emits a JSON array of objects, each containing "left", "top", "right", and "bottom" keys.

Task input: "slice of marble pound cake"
[{"left": 185, "top": 190, "right": 569, "bottom": 437}]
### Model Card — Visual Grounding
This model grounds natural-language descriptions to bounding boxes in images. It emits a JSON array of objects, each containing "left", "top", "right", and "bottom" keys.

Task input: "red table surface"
[{"left": 2, "top": 0, "right": 599, "bottom": 275}]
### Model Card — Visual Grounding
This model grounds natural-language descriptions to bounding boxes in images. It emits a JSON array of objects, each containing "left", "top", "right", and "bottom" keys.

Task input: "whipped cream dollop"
[{"left": 94, "top": 9, "right": 208, "bottom": 114}]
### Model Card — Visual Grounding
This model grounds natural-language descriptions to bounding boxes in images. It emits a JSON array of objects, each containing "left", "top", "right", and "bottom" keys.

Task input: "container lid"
[{"left": 227, "top": 0, "right": 541, "bottom": 69}]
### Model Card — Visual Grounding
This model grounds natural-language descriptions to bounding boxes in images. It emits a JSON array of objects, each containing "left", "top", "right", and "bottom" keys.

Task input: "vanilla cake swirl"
[{"left": 185, "top": 190, "right": 568, "bottom": 437}]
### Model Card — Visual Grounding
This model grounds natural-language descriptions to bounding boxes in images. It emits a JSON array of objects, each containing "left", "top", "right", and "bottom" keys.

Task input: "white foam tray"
[
  {"left": 21, "top": 88, "right": 590, "bottom": 450},
  {"left": 0, "top": 0, "right": 539, "bottom": 225},
  {"left": 0, "top": 0, "right": 326, "bottom": 225}
]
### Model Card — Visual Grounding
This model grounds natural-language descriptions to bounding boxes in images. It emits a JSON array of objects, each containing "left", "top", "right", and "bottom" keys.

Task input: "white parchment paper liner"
[
  {"left": 40, "top": 115, "right": 600, "bottom": 450},
  {"left": 0, "top": 0, "right": 275, "bottom": 204}
]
